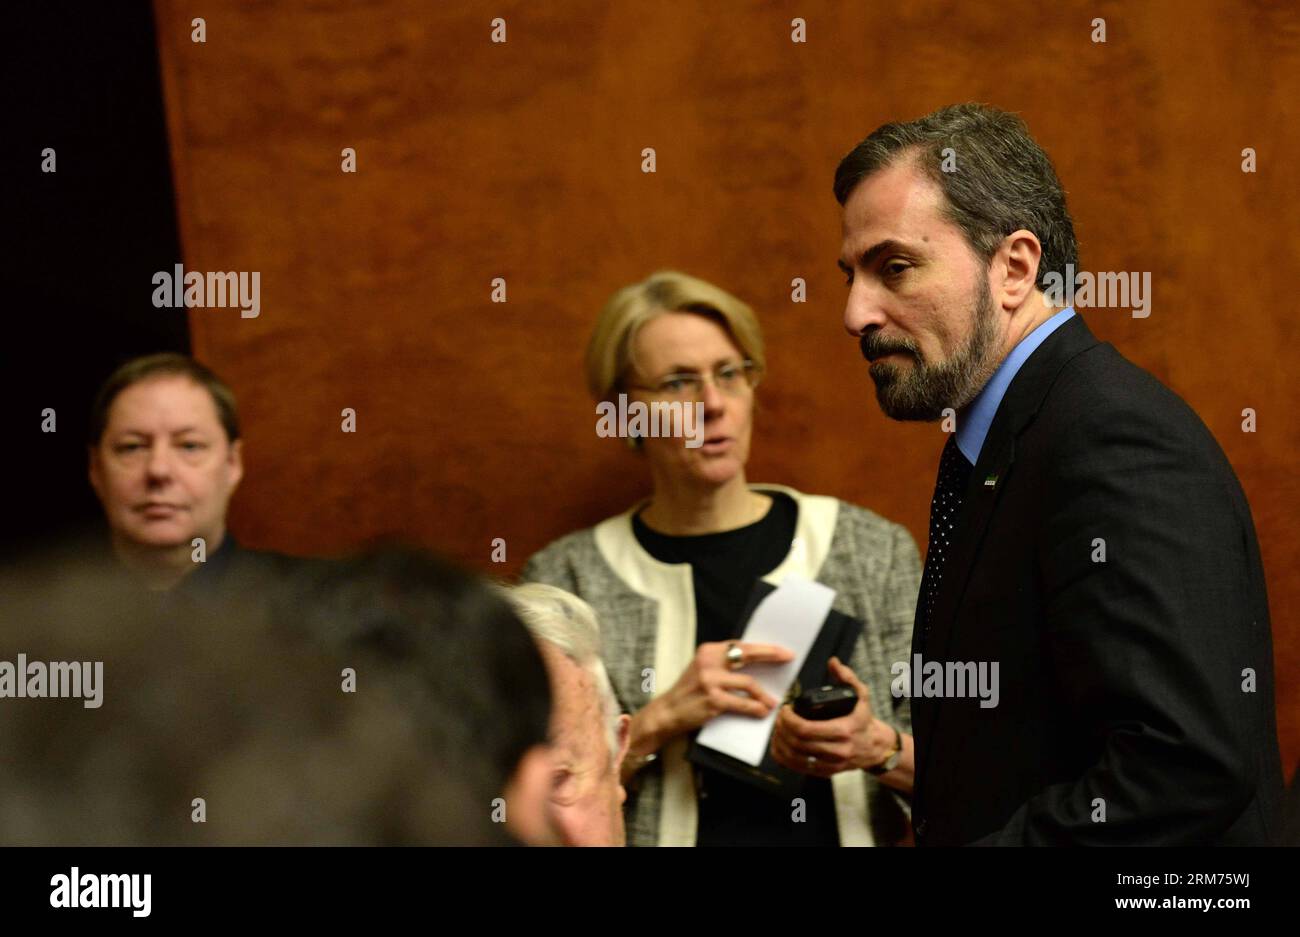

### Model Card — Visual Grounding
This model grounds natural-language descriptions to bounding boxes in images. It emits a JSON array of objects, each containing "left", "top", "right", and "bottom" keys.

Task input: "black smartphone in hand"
[{"left": 793, "top": 684, "right": 857, "bottom": 720}]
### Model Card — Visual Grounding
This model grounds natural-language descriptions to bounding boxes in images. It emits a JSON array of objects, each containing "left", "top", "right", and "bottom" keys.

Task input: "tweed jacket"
[{"left": 521, "top": 484, "right": 921, "bottom": 846}]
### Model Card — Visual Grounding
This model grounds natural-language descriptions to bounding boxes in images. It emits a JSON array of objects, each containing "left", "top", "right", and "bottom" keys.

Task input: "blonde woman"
[{"left": 522, "top": 271, "right": 921, "bottom": 846}]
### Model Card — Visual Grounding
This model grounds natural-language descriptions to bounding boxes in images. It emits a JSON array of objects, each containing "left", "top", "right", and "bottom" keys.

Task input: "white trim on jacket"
[{"left": 592, "top": 483, "right": 875, "bottom": 846}]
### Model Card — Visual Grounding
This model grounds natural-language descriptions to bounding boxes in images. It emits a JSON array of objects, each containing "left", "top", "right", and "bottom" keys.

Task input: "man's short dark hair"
[
  {"left": 89, "top": 352, "right": 240, "bottom": 445},
  {"left": 281, "top": 548, "right": 553, "bottom": 812},
  {"left": 833, "top": 103, "right": 1078, "bottom": 290}
]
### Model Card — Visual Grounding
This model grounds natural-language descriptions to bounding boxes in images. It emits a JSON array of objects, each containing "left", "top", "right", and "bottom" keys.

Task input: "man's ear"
[
  {"left": 87, "top": 444, "right": 104, "bottom": 500},
  {"left": 226, "top": 438, "right": 244, "bottom": 492},
  {"left": 614, "top": 713, "right": 632, "bottom": 806},
  {"left": 997, "top": 228, "right": 1043, "bottom": 311},
  {"left": 614, "top": 714, "right": 632, "bottom": 773},
  {"left": 501, "top": 743, "right": 559, "bottom": 846}
]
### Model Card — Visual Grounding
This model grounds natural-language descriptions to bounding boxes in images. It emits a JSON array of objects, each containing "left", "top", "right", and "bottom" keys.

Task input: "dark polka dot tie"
[{"left": 919, "top": 435, "right": 973, "bottom": 643}]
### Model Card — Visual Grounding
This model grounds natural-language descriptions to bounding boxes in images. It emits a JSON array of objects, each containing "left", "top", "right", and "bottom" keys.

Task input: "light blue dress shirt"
[{"left": 954, "top": 308, "right": 1076, "bottom": 465}]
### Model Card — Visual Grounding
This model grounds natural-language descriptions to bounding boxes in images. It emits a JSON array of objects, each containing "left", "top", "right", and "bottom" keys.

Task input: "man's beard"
[{"left": 859, "top": 282, "right": 1000, "bottom": 422}]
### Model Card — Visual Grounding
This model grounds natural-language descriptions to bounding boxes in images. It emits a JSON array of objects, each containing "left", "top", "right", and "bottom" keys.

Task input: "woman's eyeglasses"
[{"left": 627, "top": 360, "right": 760, "bottom": 400}]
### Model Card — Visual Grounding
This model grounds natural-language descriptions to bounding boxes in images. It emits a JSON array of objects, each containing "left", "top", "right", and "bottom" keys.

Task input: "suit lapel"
[{"left": 910, "top": 314, "right": 1102, "bottom": 780}]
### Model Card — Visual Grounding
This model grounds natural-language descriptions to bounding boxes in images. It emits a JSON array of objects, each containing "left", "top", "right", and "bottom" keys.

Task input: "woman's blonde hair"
[{"left": 584, "top": 270, "right": 766, "bottom": 403}]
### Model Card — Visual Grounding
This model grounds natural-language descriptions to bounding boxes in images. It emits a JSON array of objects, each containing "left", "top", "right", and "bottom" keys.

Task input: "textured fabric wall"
[{"left": 154, "top": 1, "right": 1298, "bottom": 770}]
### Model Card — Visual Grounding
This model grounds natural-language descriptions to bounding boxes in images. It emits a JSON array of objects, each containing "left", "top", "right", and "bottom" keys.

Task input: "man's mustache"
[{"left": 859, "top": 331, "right": 921, "bottom": 363}]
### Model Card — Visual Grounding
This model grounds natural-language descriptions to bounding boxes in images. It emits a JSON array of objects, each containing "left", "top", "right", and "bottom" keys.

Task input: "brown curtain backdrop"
[{"left": 154, "top": 1, "right": 1298, "bottom": 773}]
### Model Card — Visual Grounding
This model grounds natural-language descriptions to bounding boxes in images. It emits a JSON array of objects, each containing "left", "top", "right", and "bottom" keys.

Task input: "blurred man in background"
[{"left": 86, "top": 352, "right": 287, "bottom": 597}]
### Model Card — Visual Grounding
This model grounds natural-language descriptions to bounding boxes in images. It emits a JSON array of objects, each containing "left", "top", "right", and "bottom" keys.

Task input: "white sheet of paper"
[{"left": 694, "top": 576, "right": 836, "bottom": 767}]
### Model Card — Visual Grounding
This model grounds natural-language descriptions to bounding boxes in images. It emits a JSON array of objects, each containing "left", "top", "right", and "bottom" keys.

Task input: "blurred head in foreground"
[
  {"left": 284, "top": 549, "right": 559, "bottom": 845},
  {"left": 0, "top": 548, "right": 554, "bottom": 845}
]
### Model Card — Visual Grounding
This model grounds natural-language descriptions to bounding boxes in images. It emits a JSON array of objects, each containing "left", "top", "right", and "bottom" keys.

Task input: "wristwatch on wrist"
[{"left": 866, "top": 723, "right": 902, "bottom": 776}]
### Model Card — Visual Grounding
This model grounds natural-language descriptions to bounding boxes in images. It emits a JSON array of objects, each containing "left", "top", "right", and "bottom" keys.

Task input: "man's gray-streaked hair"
[
  {"left": 833, "top": 102, "right": 1078, "bottom": 291},
  {"left": 500, "top": 583, "right": 623, "bottom": 766}
]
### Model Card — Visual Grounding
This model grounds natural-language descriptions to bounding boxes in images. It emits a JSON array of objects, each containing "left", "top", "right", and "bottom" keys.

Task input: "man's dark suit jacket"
[{"left": 910, "top": 314, "right": 1284, "bottom": 845}]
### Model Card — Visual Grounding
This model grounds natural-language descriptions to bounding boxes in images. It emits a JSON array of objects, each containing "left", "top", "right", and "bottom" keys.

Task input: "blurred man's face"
[
  {"left": 839, "top": 156, "right": 1002, "bottom": 420},
  {"left": 89, "top": 376, "right": 243, "bottom": 552},
  {"left": 539, "top": 644, "right": 630, "bottom": 846}
]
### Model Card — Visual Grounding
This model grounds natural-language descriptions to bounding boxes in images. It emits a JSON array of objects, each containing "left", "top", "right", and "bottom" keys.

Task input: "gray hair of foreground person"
[{"left": 501, "top": 582, "right": 623, "bottom": 766}]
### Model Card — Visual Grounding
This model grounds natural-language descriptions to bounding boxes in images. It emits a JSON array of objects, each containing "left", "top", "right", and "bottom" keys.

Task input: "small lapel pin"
[{"left": 983, "top": 474, "right": 998, "bottom": 487}]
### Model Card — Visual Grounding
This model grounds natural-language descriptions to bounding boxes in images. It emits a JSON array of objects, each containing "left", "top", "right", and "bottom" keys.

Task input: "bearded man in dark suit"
[{"left": 831, "top": 103, "right": 1283, "bottom": 845}]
